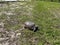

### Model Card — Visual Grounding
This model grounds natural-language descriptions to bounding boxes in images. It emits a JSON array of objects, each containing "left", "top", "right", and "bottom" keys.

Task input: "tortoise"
[{"left": 24, "top": 21, "right": 38, "bottom": 32}]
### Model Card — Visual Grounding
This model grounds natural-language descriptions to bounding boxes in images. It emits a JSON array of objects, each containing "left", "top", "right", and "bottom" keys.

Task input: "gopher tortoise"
[{"left": 24, "top": 21, "right": 38, "bottom": 32}]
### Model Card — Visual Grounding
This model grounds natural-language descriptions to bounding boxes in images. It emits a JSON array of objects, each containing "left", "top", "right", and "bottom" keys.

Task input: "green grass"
[
  {"left": 0, "top": 1, "right": 60, "bottom": 45},
  {"left": 32, "top": 1, "right": 60, "bottom": 45}
]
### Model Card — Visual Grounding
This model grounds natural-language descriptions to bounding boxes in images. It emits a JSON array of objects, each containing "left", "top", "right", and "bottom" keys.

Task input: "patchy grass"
[{"left": 0, "top": 1, "right": 60, "bottom": 45}]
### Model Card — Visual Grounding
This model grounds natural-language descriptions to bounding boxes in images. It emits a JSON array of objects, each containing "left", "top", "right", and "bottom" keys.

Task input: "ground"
[{"left": 0, "top": 1, "right": 60, "bottom": 45}]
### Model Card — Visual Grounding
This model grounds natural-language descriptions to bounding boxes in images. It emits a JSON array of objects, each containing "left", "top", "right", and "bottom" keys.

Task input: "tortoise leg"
[{"left": 24, "top": 26, "right": 27, "bottom": 29}]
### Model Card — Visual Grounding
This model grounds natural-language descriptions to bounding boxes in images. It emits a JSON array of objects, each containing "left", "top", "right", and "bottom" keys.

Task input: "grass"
[
  {"left": 0, "top": 1, "right": 60, "bottom": 45},
  {"left": 32, "top": 1, "right": 60, "bottom": 45}
]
